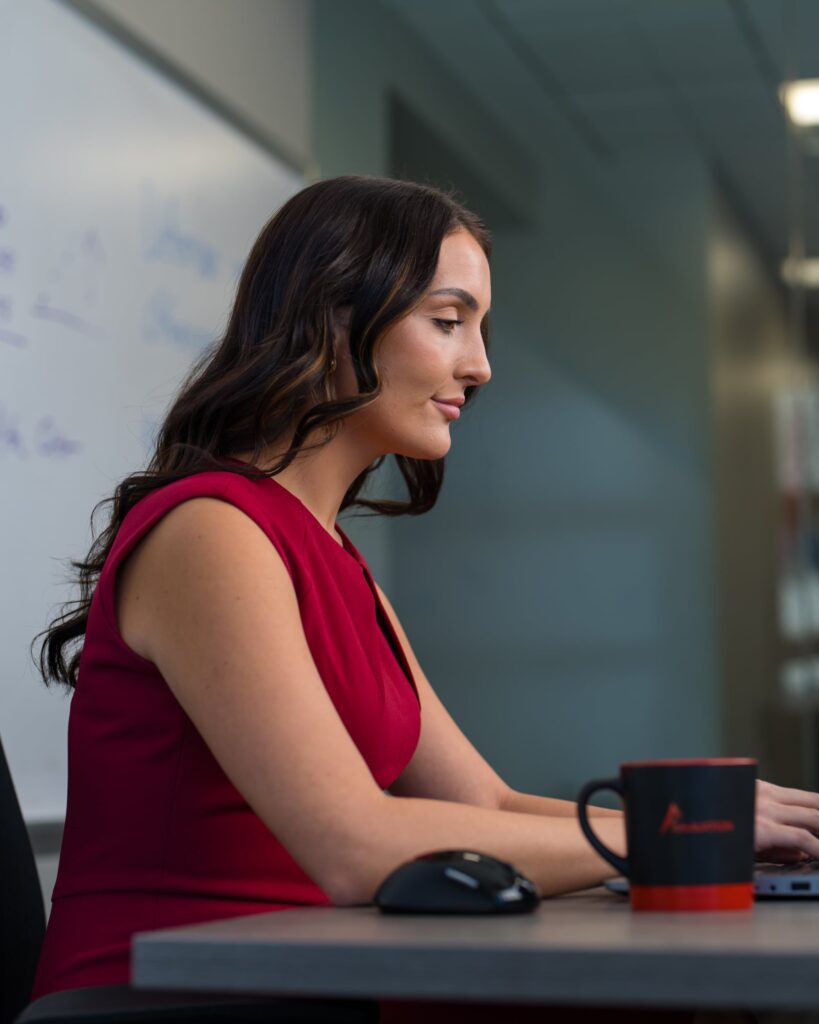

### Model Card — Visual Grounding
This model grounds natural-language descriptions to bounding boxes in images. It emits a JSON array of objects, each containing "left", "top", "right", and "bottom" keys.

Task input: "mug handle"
[{"left": 577, "top": 777, "right": 629, "bottom": 878}]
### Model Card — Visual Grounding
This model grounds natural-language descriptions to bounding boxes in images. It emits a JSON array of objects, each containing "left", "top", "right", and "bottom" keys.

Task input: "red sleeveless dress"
[
  {"left": 31, "top": 467, "right": 421, "bottom": 1000},
  {"left": 31, "top": 466, "right": 700, "bottom": 1024}
]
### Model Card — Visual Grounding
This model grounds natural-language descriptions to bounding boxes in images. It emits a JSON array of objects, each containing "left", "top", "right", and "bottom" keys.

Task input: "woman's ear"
[
  {"left": 331, "top": 305, "right": 352, "bottom": 331},
  {"left": 327, "top": 307, "right": 360, "bottom": 402},
  {"left": 330, "top": 306, "right": 353, "bottom": 365}
]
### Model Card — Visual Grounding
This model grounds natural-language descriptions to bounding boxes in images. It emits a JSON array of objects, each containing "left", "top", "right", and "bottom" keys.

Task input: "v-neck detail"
[{"left": 272, "top": 484, "right": 419, "bottom": 704}]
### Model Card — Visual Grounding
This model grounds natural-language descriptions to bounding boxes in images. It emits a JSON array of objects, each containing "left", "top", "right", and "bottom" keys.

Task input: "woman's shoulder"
[
  {"left": 126, "top": 468, "right": 295, "bottom": 523},
  {"left": 108, "top": 469, "right": 307, "bottom": 580}
]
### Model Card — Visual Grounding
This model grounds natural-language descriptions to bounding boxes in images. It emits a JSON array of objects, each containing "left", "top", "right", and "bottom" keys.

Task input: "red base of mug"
[{"left": 630, "top": 882, "right": 754, "bottom": 911}]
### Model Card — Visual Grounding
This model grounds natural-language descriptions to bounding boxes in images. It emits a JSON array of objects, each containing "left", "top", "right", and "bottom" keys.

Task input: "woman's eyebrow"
[{"left": 428, "top": 287, "right": 489, "bottom": 314}]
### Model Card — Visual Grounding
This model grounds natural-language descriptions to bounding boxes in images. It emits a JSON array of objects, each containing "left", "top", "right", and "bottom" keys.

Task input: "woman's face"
[{"left": 336, "top": 228, "right": 492, "bottom": 461}]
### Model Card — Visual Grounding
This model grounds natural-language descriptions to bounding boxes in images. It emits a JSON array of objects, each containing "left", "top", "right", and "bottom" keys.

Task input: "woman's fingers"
[
  {"left": 757, "top": 779, "right": 819, "bottom": 810},
  {"left": 758, "top": 801, "right": 819, "bottom": 835},
  {"left": 749, "top": 780, "right": 819, "bottom": 860},
  {"left": 755, "top": 820, "right": 819, "bottom": 860},
  {"left": 755, "top": 780, "right": 819, "bottom": 859}
]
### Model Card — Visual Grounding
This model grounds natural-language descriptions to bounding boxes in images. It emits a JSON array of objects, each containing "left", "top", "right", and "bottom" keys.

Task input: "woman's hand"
[{"left": 755, "top": 779, "right": 819, "bottom": 863}]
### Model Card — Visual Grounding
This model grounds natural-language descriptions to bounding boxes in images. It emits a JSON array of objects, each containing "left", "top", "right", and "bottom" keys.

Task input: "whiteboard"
[{"left": 0, "top": 0, "right": 305, "bottom": 821}]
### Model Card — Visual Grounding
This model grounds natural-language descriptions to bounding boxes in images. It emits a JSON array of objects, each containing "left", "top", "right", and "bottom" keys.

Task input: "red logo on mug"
[{"left": 659, "top": 802, "right": 735, "bottom": 835}]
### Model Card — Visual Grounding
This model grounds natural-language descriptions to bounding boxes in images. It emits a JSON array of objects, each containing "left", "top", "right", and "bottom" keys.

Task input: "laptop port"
[{"left": 790, "top": 882, "right": 811, "bottom": 891}]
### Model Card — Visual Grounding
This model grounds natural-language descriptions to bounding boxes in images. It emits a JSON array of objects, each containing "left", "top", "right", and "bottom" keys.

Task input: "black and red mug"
[{"left": 577, "top": 758, "right": 757, "bottom": 911}]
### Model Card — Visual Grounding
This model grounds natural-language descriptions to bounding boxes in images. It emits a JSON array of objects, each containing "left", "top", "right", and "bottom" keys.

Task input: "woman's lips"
[{"left": 431, "top": 399, "right": 461, "bottom": 420}]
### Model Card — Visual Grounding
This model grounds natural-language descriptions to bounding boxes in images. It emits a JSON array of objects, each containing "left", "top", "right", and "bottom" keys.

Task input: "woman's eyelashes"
[{"left": 433, "top": 318, "right": 464, "bottom": 334}]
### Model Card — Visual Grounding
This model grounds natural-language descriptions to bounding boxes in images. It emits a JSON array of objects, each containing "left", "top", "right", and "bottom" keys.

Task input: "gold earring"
[{"left": 329, "top": 357, "right": 337, "bottom": 373}]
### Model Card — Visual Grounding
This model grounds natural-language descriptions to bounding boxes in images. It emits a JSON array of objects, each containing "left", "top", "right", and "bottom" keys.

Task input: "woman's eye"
[{"left": 433, "top": 318, "right": 463, "bottom": 334}]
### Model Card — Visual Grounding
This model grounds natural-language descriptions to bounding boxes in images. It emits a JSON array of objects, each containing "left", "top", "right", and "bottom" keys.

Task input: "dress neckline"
[{"left": 218, "top": 457, "right": 361, "bottom": 563}]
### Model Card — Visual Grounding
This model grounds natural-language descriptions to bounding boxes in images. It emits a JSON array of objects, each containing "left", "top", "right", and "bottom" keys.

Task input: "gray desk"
[{"left": 132, "top": 887, "right": 819, "bottom": 1012}]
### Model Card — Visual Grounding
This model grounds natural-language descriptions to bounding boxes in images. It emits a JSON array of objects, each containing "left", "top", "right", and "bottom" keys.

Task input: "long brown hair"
[{"left": 34, "top": 174, "right": 492, "bottom": 690}]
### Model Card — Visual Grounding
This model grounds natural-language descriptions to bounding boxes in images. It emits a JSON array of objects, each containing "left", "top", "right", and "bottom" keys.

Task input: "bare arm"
[
  {"left": 374, "top": 581, "right": 619, "bottom": 823},
  {"left": 342, "top": 795, "right": 625, "bottom": 905},
  {"left": 120, "top": 498, "right": 624, "bottom": 909},
  {"left": 372, "top": 581, "right": 621, "bottom": 842},
  {"left": 501, "top": 789, "right": 624, "bottom": 819},
  {"left": 370, "top": 570, "right": 819, "bottom": 875}
]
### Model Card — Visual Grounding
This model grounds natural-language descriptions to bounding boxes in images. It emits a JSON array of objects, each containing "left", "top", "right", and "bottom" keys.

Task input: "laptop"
[{"left": 605, "top": 861, "right": 819, "bottom": 899}]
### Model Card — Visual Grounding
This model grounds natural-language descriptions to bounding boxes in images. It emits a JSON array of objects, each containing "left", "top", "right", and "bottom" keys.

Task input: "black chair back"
[{"left": 0, "top": 734, "right": 46, "bottom": 1024}]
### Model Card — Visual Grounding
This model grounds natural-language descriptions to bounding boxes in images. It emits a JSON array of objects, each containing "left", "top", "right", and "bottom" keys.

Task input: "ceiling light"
[{"left": 780, "top": 79, "right": 819, "bottom": 126}]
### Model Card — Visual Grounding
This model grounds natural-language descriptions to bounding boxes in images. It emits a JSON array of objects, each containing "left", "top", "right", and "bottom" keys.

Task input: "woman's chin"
[{"left": 394, "top": 433, "right": 452, "bottom": 461}]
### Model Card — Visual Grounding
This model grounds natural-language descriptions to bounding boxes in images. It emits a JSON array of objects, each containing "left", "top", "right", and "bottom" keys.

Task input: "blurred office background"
[{"left": 7, "top": 0, "right": 819, "bottom": 909}]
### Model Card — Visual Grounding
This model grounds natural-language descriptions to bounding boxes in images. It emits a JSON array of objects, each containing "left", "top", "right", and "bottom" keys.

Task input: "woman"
[{"left": 31, "top": 174, "right": 819, "bottom": 1023}]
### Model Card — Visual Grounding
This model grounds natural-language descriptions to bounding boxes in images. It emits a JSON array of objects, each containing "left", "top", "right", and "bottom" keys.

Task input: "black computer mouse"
[{"left": 373, "top": 849, "right": 540, "bottom": 914}]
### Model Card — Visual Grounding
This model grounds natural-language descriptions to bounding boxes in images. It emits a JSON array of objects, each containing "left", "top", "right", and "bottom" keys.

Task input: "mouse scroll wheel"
[{"left": 444, "top": 867, "right": 481, "bottom": 888}]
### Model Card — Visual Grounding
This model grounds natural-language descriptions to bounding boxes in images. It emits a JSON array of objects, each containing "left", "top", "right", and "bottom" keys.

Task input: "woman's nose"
[{"left": 464, "top": 343, "right": 491, "bottom": 387}]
